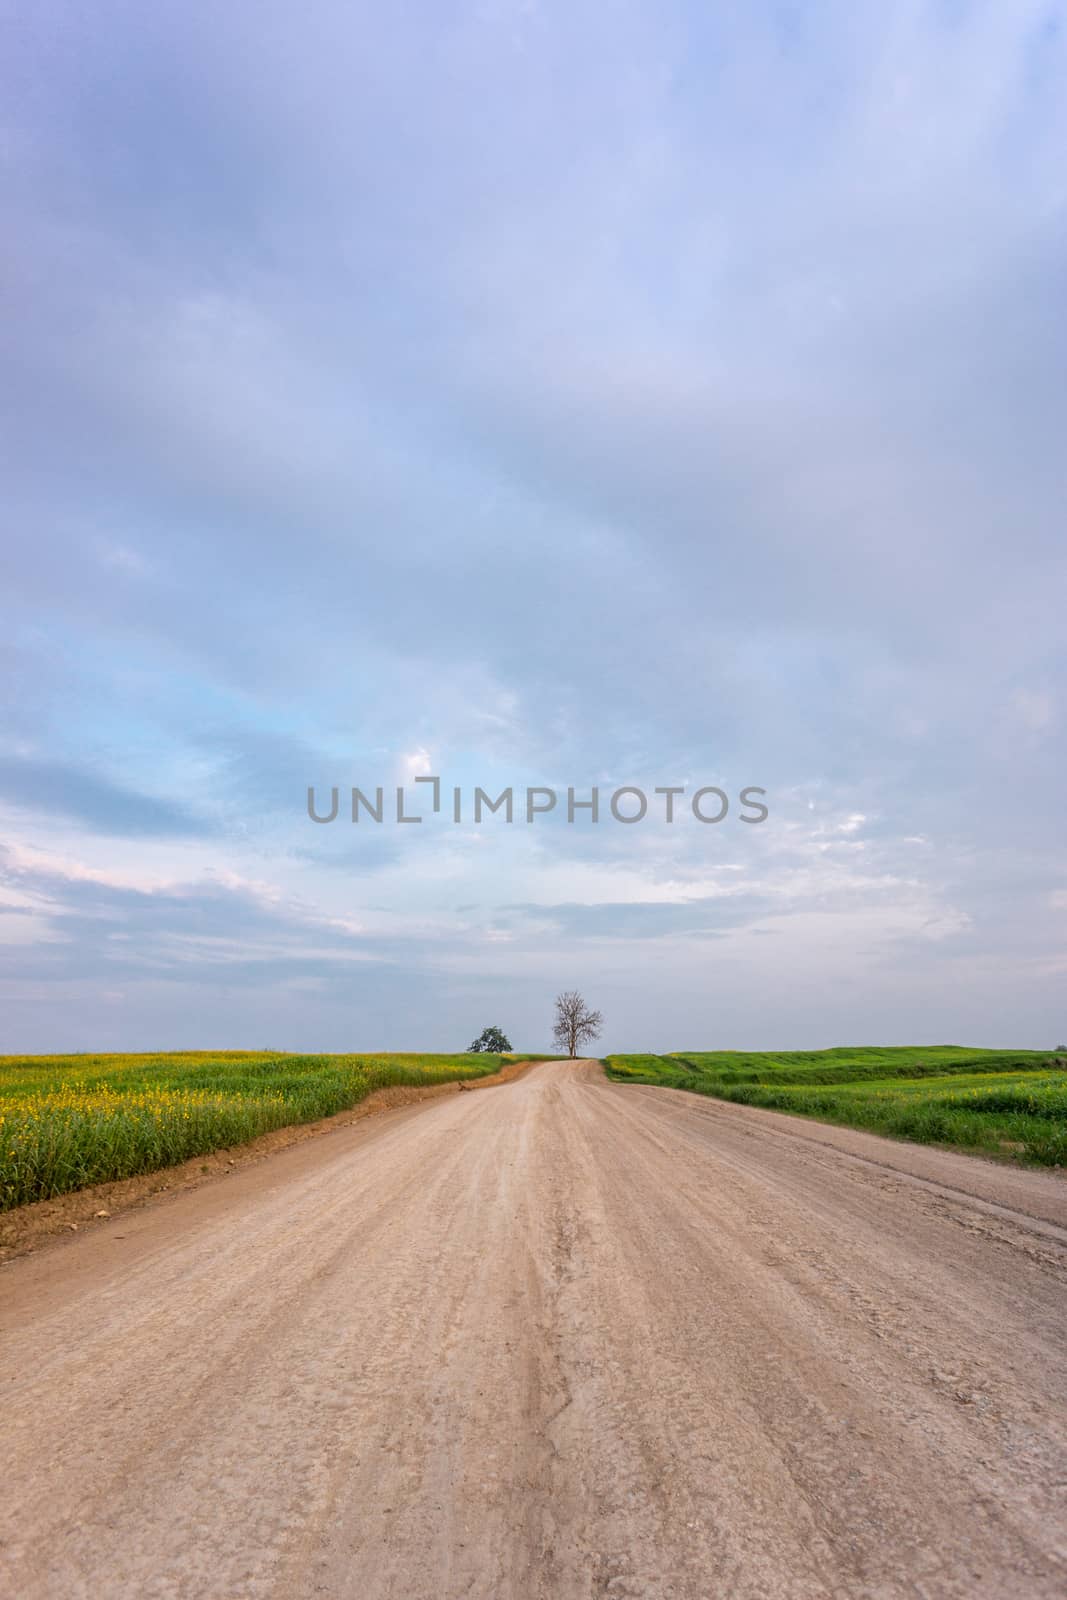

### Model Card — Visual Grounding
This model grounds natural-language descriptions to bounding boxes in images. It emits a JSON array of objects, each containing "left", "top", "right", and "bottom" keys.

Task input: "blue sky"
[{"left": 1, "top": 1, "right": 1064, "bottom": 1052}]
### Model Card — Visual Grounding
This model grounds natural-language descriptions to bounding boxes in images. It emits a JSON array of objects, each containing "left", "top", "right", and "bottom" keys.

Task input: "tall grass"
[
  {"left": 605, "top": 1047, "right": 1067, "bottom": 1167},
  {"left": 0, "top": 1052, "right": 509, "bottom": 1210}
]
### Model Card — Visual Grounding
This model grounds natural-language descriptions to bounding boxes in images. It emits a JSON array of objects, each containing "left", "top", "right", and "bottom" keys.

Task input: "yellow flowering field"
[{"left": 0, "top": 1051, "right": 510, "bottom": 1210}]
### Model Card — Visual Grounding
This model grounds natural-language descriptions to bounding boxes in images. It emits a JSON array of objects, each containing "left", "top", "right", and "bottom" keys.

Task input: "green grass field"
[
  {"left": 605, "top": 1046, "right": 1067, "bottom": 1167},
  {"left": 0, "top": 1051, "right": 515, "bottom": 1211}
]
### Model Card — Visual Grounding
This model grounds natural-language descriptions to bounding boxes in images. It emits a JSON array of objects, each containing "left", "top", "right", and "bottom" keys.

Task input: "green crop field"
[
  {"left": 605, "top": 1046, "right": 1067, "bottom": 1167},
  {"left": 0, "top": 1051, "right": 515, "bottom": 1211}
]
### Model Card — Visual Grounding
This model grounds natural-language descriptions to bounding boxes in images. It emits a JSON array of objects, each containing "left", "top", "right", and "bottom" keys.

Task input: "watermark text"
[{"left": 306, "top": 780, "right": 768, "bottom": 826}]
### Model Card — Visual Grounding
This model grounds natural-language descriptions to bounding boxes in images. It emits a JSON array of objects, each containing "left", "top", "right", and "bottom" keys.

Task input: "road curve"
[{"left": 2, "top": 1060, "right": 1066, "bottom": 1599}]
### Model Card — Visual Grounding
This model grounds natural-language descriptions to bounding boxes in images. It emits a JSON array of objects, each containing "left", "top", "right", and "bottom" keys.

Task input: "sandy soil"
[{"left": 2, "top": 1060, "right": 1065, "bottom": 1599}]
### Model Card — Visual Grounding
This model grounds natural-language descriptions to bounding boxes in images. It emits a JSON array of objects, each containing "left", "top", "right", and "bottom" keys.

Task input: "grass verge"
[{"left": 604, "top": 1046, "right": 1067, "bottom": 1167}]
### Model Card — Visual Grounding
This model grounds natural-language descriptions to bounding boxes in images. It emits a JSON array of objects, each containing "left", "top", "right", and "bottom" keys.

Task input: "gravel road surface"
[{"left": 3, "top": 1059, "right": 1066, "bottom": 1598}]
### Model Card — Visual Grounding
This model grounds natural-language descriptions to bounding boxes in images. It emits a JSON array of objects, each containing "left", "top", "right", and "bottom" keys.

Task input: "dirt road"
[{"left": 3, "top": 1061, "right": 1066, "bottom": 1599}]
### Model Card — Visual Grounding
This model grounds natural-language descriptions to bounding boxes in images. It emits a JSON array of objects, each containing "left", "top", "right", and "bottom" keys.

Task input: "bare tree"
[{"left": 552, "top": 990, "right": 603, "bottom": 1058}]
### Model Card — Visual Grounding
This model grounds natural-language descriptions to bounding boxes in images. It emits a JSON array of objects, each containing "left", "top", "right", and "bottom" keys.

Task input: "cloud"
[
  {"left": 0, "top": 2, "right": 1064, "bottom": 1047},
  {"left": 0, "top": 757, "right": 217, "bottom": 838}
]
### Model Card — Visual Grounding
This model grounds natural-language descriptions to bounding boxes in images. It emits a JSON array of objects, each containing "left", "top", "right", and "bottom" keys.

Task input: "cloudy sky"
[{"left": 2, "top": 1, "right": 1064, "bottom": 1053}]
